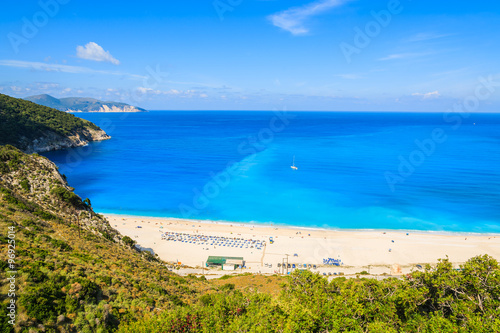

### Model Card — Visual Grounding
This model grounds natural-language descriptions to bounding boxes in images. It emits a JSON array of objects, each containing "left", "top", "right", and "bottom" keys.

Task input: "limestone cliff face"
[
  {"left": 0, "top": 145, "right": 119, "bottom": 237},
  {"left": 0, "top": 152, "right": 66, "bottom": 199},
  {"left": 22, "top": 127, "right": 111, "bottom": 153},
  {"left": 69, "top": 105, "right": 145, "bottom": 113}
]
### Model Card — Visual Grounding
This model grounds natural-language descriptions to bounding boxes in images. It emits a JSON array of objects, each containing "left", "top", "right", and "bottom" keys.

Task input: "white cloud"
[
  {"left": 407, "top": 33, "right": 453, "bottom": 42},
  {"left": 200, "top": 93, "right": 208, "bottom": 98},
  {"left": 76, "top": 42, "right": 120, "bottom": 65},
  {"left": 412, "top": 91, "right": 440, "bottom": 99},
  {"left": 379, "top": 54, "right": 405, "bottom": 61},
  {"left": 378, "top": 52, "right": 431, "bottom": 61},
  {"left": 36, "top": 82, "right": 59, "bottom": 90},
  {"left": 0, "top": 60, "right": 90, "bottom": 73},
  {"left": 336, "top": 73, "right": 362, "bottom": 79},
  {"left": 431, "top": 68, "right": 469, "bottom": 77},
  {"left": 0, "top": 60, "right": 145, "bottom": 79},
  {"left": 268, "top": 0, "right": 348, "bottom": 35},
  {"left": 135, "top": 87, "right": 186, "bottom": 96},
  {"left": 136, "top": 87, "right": 162, "bottom": 95},
  {"left": 136, "top": 87, "right": 151, "bottom": 94}
]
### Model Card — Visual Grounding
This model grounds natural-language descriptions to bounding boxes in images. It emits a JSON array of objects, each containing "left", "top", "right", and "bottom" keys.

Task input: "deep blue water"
[{"left": 42, "top": 111, "right": 500, "bottom": 233}]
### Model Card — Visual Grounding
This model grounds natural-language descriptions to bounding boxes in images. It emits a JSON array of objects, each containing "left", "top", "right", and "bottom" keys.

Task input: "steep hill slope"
[
  {"left": 0, "top": 145, "right": 211, "bottom": 332},
  {"left": 0, "top": 94, "right": 110, "bottom": 153}
]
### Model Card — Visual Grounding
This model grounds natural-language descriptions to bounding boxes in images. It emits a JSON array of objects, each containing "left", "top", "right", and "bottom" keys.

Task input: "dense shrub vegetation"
[
  {"left": 122, "top": 236, "right": 136, "bottom": 248},
  {"left": 117, "top": 255, "right": 500, "bottom": 332},
  {"left": 0, "top": 93, "right": 100, "bottom": 149},
  {"left": 0, "top": 145, "right": 211, "bottom": 332},
  {"left": 50, "top": 186, "right": 85, "bottom": 208}
]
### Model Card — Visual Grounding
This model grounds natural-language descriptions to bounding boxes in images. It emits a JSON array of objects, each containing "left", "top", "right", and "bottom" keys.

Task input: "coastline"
[
  {"left": 106, "top": 213, "right": 500, "bottom": 278},
  {"left": 104, "top": 213, "right": 500, "bottom": 237}
]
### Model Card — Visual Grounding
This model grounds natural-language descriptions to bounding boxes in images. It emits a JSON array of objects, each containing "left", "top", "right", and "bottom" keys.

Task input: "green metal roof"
[{"left": 206, "top": 256, "right": 244, "bottom": 265}]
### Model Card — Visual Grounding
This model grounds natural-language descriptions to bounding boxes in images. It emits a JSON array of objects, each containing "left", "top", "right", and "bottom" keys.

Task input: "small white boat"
[{"left": 291, "top": 155, "right": 298, "bottom": 170}]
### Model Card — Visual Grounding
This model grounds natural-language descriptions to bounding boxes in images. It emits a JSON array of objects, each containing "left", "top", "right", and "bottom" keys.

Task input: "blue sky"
[{"left": 1, "top": 0, "right": 499, "bottom": 111}]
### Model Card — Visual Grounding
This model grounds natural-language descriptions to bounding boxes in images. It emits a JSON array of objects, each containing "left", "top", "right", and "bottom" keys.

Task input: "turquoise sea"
[{"left": 42, "top": 111, "right": 500, "bottom": 233}]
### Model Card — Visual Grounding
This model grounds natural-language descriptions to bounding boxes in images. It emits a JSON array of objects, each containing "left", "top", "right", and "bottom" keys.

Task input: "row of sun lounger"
[{"left": 161, "top": 231, "right": 265, "bottom": 250}]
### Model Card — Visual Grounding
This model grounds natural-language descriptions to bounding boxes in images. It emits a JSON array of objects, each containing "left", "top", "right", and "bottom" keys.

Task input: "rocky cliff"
[
  {"left": 68, "top": 104, "right": 144, "bottom": 112},
  {"left": 0, "top": 93, "right": 111, "bottom": 153},
  {"left": 0, "top": 145, "right": 117, "bottom": 236},
  {"left": 22, "top": 127, "right": 110, "bottom": 153}
]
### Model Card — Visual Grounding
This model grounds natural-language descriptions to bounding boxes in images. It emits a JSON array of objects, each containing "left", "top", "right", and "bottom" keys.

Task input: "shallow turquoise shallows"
[{"left": 42, "top": 111, "right": 500, "bottom": 233}]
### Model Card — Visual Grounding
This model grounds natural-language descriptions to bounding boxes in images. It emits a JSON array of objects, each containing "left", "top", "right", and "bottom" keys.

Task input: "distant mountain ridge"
[{"left": 24, "top": 94, "right": 147, "bottom": 112}]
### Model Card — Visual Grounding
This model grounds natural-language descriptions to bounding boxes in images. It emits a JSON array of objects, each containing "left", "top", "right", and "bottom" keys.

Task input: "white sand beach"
[{"left": 108, "top": 214, "right": 500, "bottom": 277}]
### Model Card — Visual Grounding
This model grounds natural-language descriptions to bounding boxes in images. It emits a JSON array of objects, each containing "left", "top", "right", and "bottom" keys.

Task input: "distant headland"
[{"left": 24, "top": 94, "right": 147, "bottom": 113}]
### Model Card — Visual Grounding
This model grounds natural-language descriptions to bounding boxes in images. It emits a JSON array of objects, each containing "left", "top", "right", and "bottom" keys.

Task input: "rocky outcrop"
[
  {"left": 0, "top": 145, "right": 119, "bottom": 238},
  {"left": 69, "top": 104, "right": 144, "bottom": 112},
  {"left": 22, "top": 128, "right": 111, "bottom": 153}
]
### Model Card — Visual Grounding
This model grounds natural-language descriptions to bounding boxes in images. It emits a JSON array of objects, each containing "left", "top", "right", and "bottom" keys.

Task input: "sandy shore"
[{"left": 107, "top": 214, "right": 500, "bottom": 277}]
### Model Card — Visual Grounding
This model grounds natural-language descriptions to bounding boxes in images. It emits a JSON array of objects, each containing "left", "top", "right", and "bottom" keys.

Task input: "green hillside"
[
  {"left": 0, "top": 94, "right": 108, "bottom": 152},
  {"left": 0, "top": 145, "right": 212, "bottom": 332},
  {"left": 120, "top": 257, "right": 500, "bottom": 332}
]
